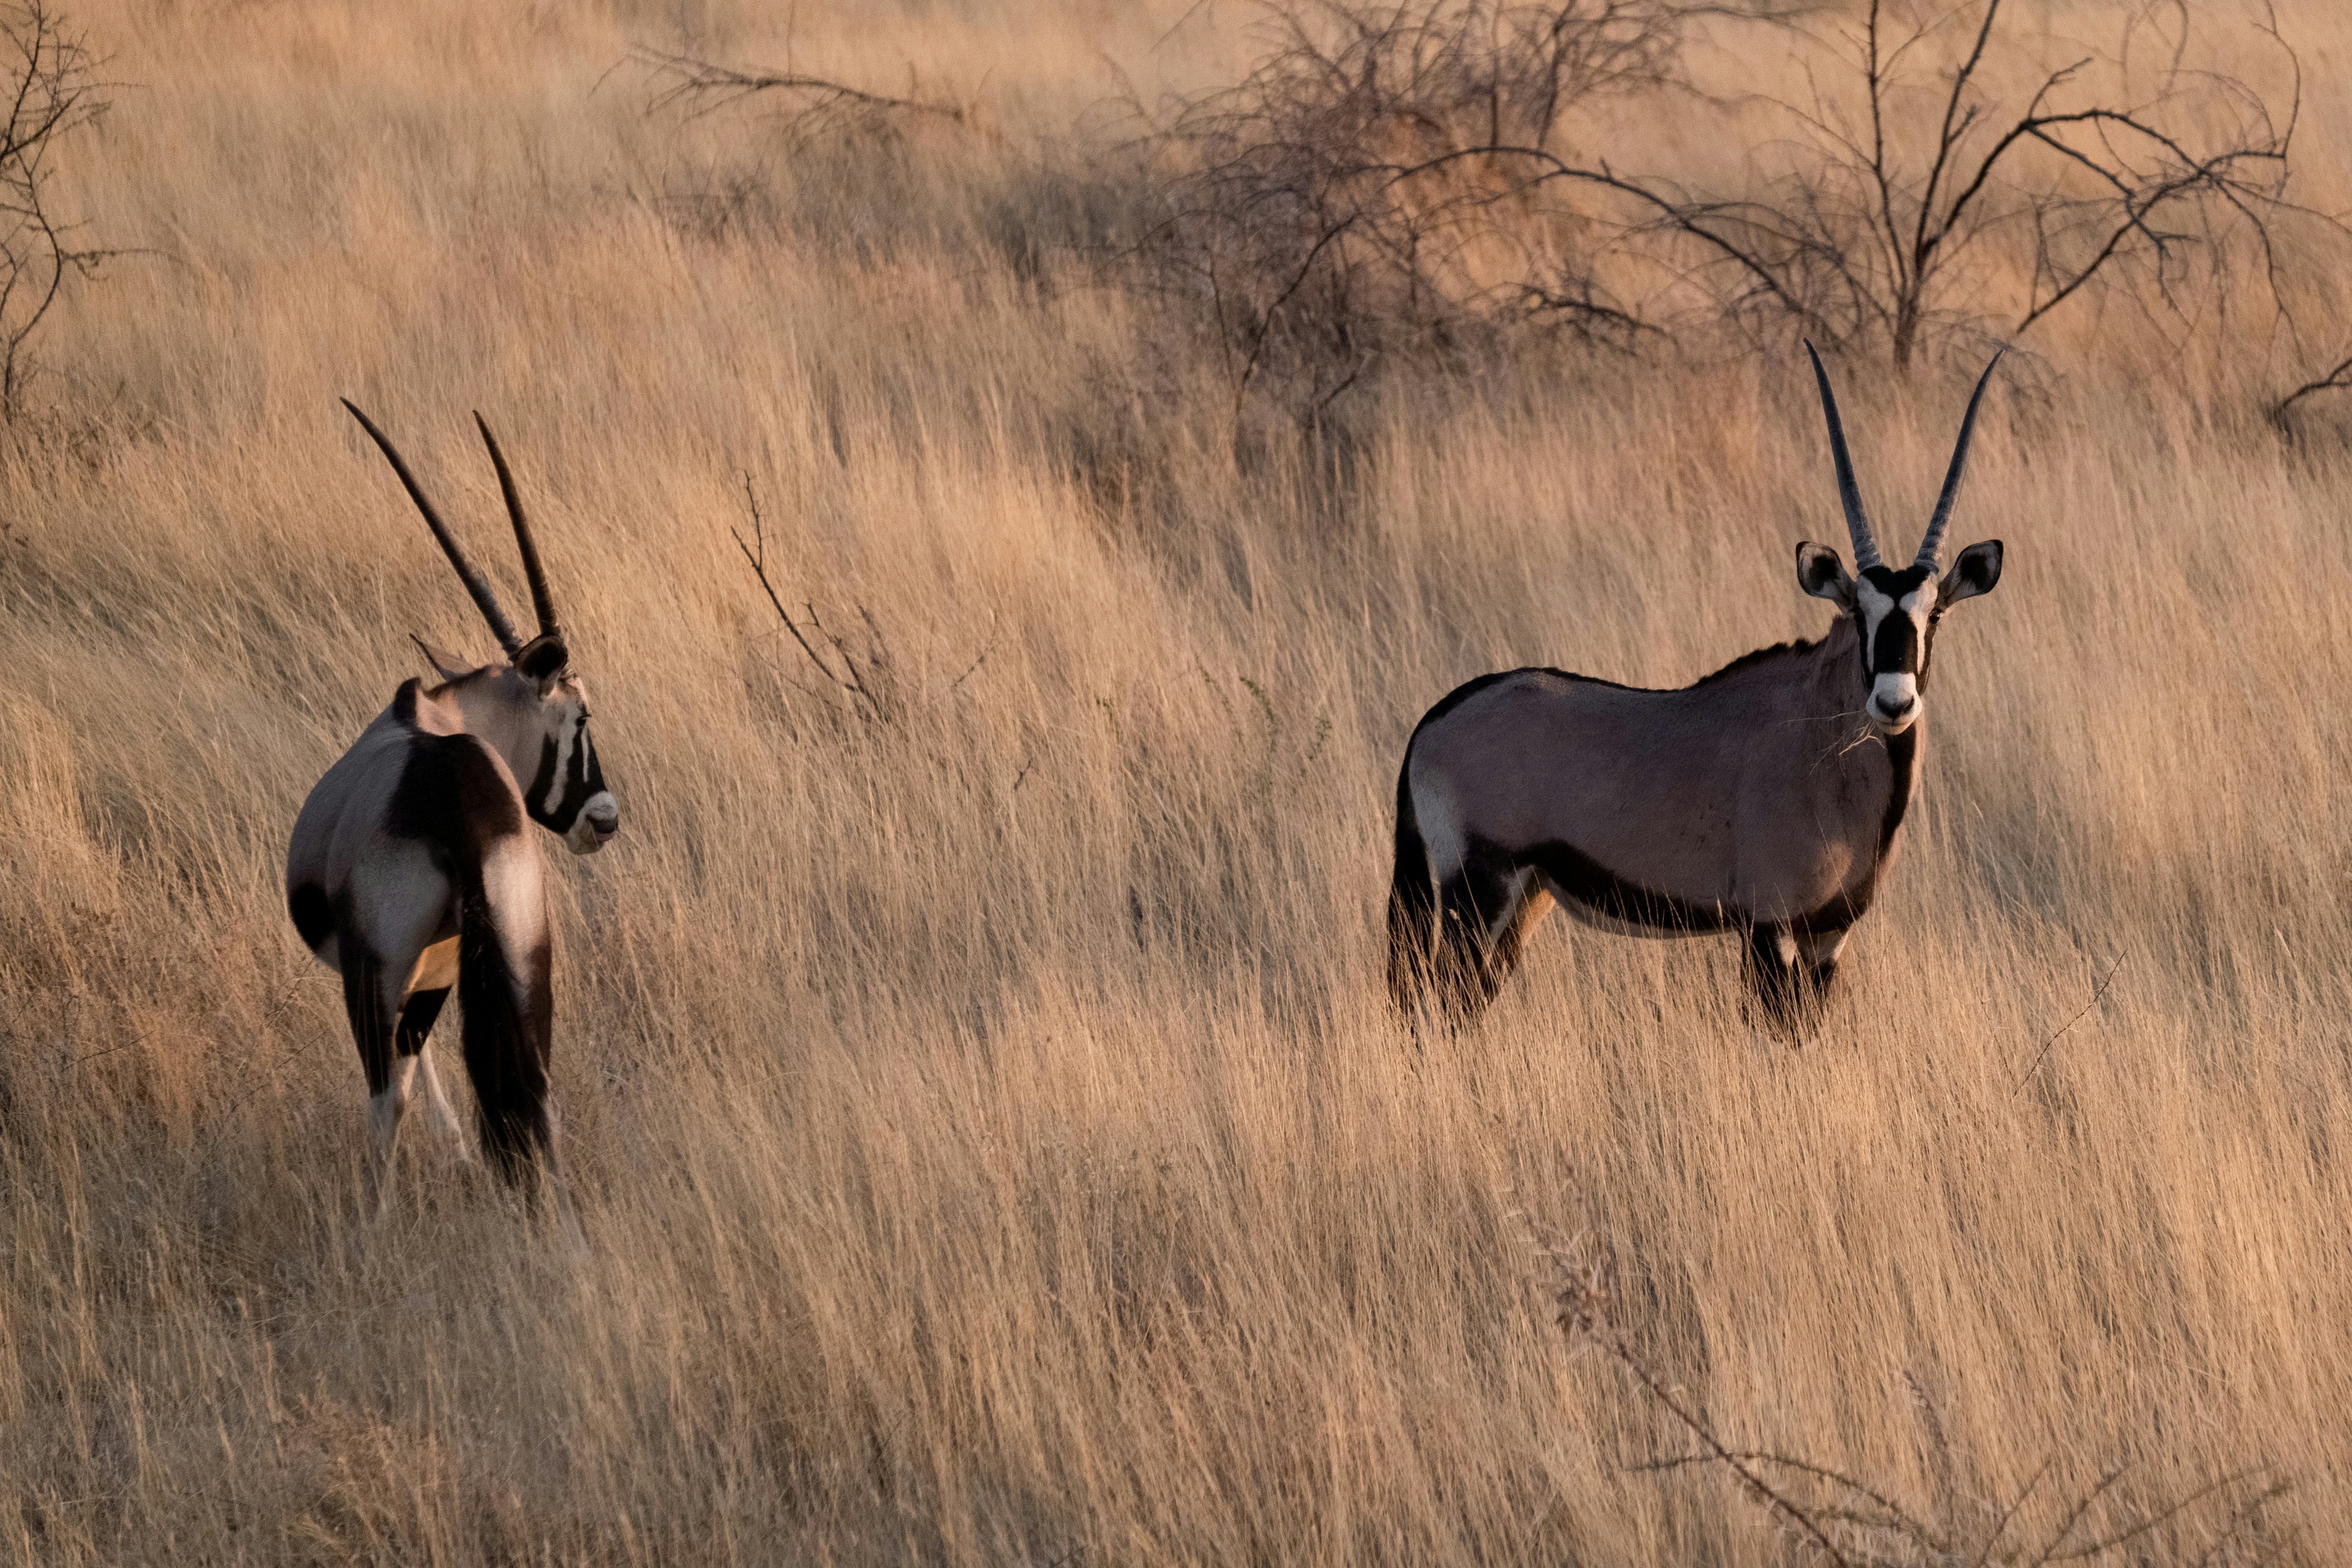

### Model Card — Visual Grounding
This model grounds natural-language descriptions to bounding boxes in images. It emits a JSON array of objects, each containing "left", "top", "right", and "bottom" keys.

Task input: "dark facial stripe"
[
  {"left": 1857, "top": 564, "right": 1936, "bottom": 679},
  {"left": 1873, "top": 609, "right": 1921, "bottom": 676},
  {"left": 526, "top": 719, "right": 605, "bottom": 833}
]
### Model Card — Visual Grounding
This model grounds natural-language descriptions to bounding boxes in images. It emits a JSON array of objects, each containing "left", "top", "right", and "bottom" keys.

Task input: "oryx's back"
[{"left": 1407, "top": 667, "right": 1743, "bottom": 893}]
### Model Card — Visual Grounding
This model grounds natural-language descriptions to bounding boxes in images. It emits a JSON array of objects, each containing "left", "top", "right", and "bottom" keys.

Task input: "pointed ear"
[
  {"left": 409, "top": 633, "right": 480, "bottom": 683},
  {"left": 1795, "top": 541, "right": 1854, "bottom": 609},
  {"left": 1939, "top": 539, "right": 2003, "bottom": 605},
  {"left": 513, "top": 631, "right": 569, "bottom": 684}
]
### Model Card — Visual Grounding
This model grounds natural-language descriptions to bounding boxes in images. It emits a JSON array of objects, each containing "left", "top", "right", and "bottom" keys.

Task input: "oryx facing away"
[
  {"left": 1387, "top": 345, "right": 2005, "bottom": 1031},
  {"left": 288, "top": 401, "right": 618, "bottom": 1213}
]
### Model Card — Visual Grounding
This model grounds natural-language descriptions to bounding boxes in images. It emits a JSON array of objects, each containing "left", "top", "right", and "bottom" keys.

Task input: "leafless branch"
[
  {"left": 1550, "top": 1240, "right": 1855, "bottom": 1568},
  {"left": 1130, "top": 0, "right": 2315, "bottom": 413},
  {"left": 1538, "top": 1225, "right": 2296, "bottom": 1566},
  {"left": 729, "top": 474, "right": 896, "bottom": 722},
  {"left": 1131, "top": 0, "right": 1693, "bottom": 425},
  {"left": 2268, "top": 350, "right": 2352, "bottom": 429},
  {"left": 638, "top": 48, "right": 965, "bottom": 142},
  {"left": 2014, "top": 951, "right": 2125, "bottom": 1093}
]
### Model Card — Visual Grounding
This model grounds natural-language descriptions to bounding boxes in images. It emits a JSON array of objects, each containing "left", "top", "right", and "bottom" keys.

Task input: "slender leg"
[
  {"left": 1742, "top": 922, "right": 1805, "bottom": 1035},
  {"left": 1487, "top": 877, "right": 1553, "bottom": 992},
  {"left": 415, "top": 1047, "right": 473, "bottom": 1159},
  {"left": 1745, "top": 923, "right": 1846, "bottom": 1037},
  {"left": 340, "top": 946, "right": 413, "bottom": 1215},
  {"left": 1434, "top": 846, "right": 1527, "bottom": 1026},
  {"left": 1793, "top": 927, "right": 1849, "bottom": 996},
  {"left": 394, "top": 986, "right": 475, "bottom": 1161}
]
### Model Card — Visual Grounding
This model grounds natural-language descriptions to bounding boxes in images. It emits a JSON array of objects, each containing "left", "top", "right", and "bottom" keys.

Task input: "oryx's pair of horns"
[
  {"left": 1805, "top": 340, "right": 2002, "bottom": 576},
  {"left": 341, "top": 399, "right": 564, "bottom": 670}
]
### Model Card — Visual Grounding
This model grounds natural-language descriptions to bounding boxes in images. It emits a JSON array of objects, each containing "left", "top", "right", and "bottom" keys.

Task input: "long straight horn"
[
  {"left": 342, "top": 400, "right": 524, "bottom": 656},
  {"left": 1804, "top": 340, "right": 1883, "bottom": 572},
  {"left": 473, "top": 413, "right": 560, "bottom": 639},
  {"left": 1914, "top": 351, "right": 2004, "bottom": 572}
]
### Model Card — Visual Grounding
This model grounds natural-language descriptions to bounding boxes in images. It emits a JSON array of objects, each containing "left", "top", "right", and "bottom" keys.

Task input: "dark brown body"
[{"left": 1387, "top": 617, "right": 1919, "bottom": 1027}]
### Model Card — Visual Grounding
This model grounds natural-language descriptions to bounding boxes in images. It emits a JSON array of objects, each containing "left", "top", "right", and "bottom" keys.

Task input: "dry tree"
[
  {"left": 1644, "top": 0, "right": 2308, "bottom": 372},
  {"left": 1136, "top": 0, "right": 2311, "bottom": 419},
  {"left": 1135, "top": 0, "right": 1699, "bottom": 425},
  {"left": 0, "top": 0, "right": 113, "bottom": 415}
]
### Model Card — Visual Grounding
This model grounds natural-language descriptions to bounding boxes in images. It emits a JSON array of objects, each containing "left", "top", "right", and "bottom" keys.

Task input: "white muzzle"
[{"left": 1868, "top": 673, "right": 1920, "bottom": 731}]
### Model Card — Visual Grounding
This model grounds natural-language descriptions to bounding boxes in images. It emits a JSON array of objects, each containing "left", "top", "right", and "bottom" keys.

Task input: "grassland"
[{"left": 2, "top": 0, "right": 2350, "bottom": 1561}]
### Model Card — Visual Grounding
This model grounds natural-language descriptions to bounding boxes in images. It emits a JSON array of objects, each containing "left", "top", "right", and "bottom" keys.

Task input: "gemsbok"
[
  {"left": 1387, "top": 344, "right": 2005, "bottom": 1030},
  {"left": 287, "top": 401, "right": 618, "bottom": 1213}
]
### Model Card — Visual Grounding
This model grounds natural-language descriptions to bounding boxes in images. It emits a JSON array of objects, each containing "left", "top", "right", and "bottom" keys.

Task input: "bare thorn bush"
[
  {"left": 1689, "top": 0, "right": 2310, "bottom": 371},
  {"left": 1135, "top": 0, "right": 1696, "bottom": 425},
  {"left": 1545, "top": 1231, "right": 2301, "bottom": 1567},
  {"left": 1135, "top": 0, "right": 2315, "bottom": 421}
]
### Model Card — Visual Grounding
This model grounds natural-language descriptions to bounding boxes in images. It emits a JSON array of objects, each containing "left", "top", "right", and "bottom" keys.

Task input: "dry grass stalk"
[{"left": 2, "top": 0, "right": 2350, "bottom": 1561}]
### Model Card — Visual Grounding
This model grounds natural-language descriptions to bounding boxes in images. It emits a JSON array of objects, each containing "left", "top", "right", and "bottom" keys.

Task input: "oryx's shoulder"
[{"left": 382, "top": 721, "right": 527, "bottom": 848}]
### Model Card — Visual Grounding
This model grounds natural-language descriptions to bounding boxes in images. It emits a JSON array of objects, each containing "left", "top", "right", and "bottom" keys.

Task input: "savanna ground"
[{"left": 3, "top": 0, "right": 2351, "bottom": 1561}]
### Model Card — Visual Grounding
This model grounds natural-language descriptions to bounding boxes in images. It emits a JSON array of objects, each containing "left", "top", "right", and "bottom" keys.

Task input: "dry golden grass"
[{"left": 4, "top": 0, "right": 2351, "bottom": 1561}]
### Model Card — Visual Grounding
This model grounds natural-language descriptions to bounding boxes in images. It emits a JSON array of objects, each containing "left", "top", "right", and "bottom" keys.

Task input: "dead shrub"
[{"left": 1131, "top": 0, "right": 2319, "bottom": 421}]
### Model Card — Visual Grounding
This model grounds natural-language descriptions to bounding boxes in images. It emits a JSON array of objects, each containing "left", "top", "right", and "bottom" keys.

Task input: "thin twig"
[
  {"left": 2014, "top": 953, "right": 2126, "bottom": 1093},
  {"left": 729, "top": 474, "right": 889, "bottom": 719},
  {"left": 1552, "top": 1251, "right": 1855, "bottom": 1568},
  {"left": 639, "top": 49, "right": 965, "bottom": 130}
]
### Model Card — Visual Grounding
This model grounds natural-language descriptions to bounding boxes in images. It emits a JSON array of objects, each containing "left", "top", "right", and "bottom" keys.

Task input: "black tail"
[
  {"left": 455, "top": 872, "right": 555, "bottom": 1192},
  {"left": 1386, "top": 750, "right": 1437, "bottom": 1013}
]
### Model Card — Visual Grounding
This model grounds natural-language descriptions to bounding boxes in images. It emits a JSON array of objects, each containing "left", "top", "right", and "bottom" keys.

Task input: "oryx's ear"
[
  {"left": 513, "top": 631, "right": 569, "bottom": 685},
  {"left": 1938, "top": 539, "right": 2003, "bottom": 605},
  {"left": 409, "top": 633, "right": 480, "bottom": 683},
  {"left": 1795, "top": 541, "right": 1854, "bottom": 610}
]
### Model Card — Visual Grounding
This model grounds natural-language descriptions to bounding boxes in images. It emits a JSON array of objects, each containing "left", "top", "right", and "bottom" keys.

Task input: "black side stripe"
[
  {"left": 524, "top": 723, "right": 602, "bottom": 832},
  {"left": 1515, "top": 838, "right": 1740, "bottom": 934}
]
